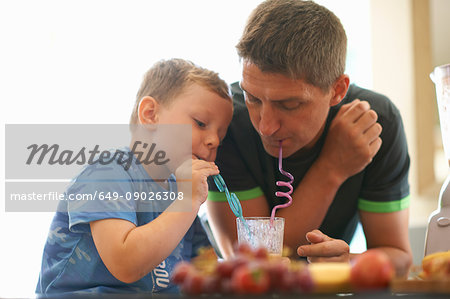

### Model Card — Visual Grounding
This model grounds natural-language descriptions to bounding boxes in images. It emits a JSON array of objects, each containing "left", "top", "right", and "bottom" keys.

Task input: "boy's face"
[
  {"left": 156, "top": 83, "right": 233, "bottom": 162},
  {"left": 240, "top": 61, "right": 339, "bottom": 158}
]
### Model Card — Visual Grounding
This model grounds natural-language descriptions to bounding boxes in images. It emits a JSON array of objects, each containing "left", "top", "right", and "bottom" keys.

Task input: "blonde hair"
[
  {"left": 236, "top": 0, "right": 347, "bottom": 91},
  {"left": 130, "top": 58, "right": 231, "bottom": 124}
]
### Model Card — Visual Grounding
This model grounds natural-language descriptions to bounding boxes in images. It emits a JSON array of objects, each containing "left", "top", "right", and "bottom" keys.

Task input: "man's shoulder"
[
  {"left": 345, "top": 84, "right": 391, "bottom": 105},
  {"left": 228, "top": 82, "right": 256, "bottom": 133},
  {"left": 230, "top": 81, "right": 247, "bottom": 112},
  {"left": 344, "top": 84, "right": 402, "bottom": 121},
  {"left": 230, "top": 81, "right": 242, "bottom": 96}
]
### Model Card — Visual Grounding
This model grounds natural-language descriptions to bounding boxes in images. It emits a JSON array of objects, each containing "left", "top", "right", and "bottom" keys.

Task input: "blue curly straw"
[{"left": 213, "top": 174, "right": 251, "bottom": 236}]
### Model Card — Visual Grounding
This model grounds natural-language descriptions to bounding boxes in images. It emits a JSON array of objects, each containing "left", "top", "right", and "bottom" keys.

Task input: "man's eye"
[
  {"left": 244, "top": 94, "right": 261, "bottom": 105},
  {"left": 279, "top": 101, "right": 302, "bottom": 110},
  {"left": 195, "top": 119, "right": 206, "bottom": 128}
]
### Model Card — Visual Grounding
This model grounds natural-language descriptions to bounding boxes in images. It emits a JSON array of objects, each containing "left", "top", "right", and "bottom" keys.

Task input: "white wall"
[
  {"left": 370, "top": 0, "right": 416, "bottom": 192},
  {"left": 370, "top": 0, "right": 450, "bottom": 265},
  {"left": 430, "top": 0, "right": 450, "bottom": 67}
]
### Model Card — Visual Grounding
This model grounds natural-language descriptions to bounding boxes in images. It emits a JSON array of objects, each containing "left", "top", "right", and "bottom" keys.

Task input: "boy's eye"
[{"left": 195, "top": 119, "right": 206, "bottom": 128}]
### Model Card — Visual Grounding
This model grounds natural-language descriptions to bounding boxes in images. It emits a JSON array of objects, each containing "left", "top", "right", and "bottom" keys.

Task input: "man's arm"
[
  {"left": 207, "top": 153, "right": 355, "bottom": 258},
  {"left": 294, "top": 92, "right": 411, "bottom": 276},
  {"left": 297, "top": 209, "right": 412, "bottom": 277},
  {"left": 208, "top": 99, "right": 381, "bottom": 257},
  {"left": 359, "top": 209, "right": 412, "bottom": 277},
  {"left": 276, "top": 158, "right": 348, "bottom": 251},
  {"left": 278, "top": 99, "right": 382, "bottom": 252}
]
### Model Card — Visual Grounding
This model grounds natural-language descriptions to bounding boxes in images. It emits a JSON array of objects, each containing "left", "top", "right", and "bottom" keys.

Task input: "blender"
[{"left": 424, "top": 63, "right": 450, "bottom": 256}]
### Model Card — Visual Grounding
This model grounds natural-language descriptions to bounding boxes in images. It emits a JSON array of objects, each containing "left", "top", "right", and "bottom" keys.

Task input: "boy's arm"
[
  {"left": 90, "top": 207, "right": 198, "bottom": 283},
  {"left": 91, "top": 159, "right": 218, "bottom": 283}
]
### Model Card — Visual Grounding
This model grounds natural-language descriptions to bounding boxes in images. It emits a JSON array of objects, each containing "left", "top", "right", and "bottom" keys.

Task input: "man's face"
[{"left": 241, "top": 61, "right": 335, "bottom": 158}]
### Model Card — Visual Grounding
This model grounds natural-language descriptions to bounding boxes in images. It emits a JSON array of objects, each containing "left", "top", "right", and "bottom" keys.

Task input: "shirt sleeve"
[
  {"left": 358, "top": 95, "right": 410, "bottom": 213},
  {"left": 66, "top": 163, "right": 138, "bottom": 233}
]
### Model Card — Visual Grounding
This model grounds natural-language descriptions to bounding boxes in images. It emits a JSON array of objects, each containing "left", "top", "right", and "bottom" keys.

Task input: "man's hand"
[
  {"left": 318, "top": 99, "right": 382, "bottom": 183},
  {"left": 297, "top": 229, "right": 350, "bottom": 263}
]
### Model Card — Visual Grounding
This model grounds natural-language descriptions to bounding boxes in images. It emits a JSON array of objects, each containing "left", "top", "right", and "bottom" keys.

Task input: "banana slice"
[{"left": 308, "top": 262, "right": 351, "bottom": 293}]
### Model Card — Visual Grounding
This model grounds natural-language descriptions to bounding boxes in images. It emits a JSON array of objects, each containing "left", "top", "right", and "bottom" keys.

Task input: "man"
[{"left": 207, "top": 0, "right": 412, "bottom": 277}]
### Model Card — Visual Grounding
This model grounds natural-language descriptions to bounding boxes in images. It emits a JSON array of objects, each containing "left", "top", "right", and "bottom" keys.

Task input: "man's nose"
[{"left": 258, "top": 104, "right": 279, "bottom": 136}]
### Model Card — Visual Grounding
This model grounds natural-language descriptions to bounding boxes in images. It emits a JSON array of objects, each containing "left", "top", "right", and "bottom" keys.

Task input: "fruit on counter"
[
  {"left": 350, "top": 249, "right": 395, "bottom": 290},
  {"left": 170, "top": 261, "right": 194, "bottom": 285},
  {"left": 172, "top": 245, "right": 398, "bottom": 294},
  {"left": 231, "top": 262, "right": 270, "bottom": 294},
  {"left": 308, "top": 262, "right": 351, "bottom": 293},
  {"left": 264, "top": 257, "right": 314, "bottom": 293},
  {"left": 179, "top": 270, "right": 205, "bottom": 295},
  {"left": 420, "top": 250, "right": 450, "bottom": 280},
  {"left": 171, "top": 244, "right": 314, "bottom": 295}
]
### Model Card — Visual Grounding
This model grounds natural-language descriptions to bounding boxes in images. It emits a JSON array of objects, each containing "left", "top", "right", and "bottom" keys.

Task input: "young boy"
[{"left": 36, "top": 59, "right": 233, "bottom": 293}]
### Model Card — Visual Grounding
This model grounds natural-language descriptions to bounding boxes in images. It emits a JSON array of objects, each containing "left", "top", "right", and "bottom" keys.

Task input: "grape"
[
  {"left": 216, "top": 260, "right": 234, "bottom": 278},
  {"left": 171, "top": 261, "right": 193, "bottom": 284},
  {"left": 264, "top": 261, "right": 289, "bottom": 292},
  {"left": 235, "top": 242, "right": 254, "bottom": 257},
  {"left": 219, "top": 277, "right": 233, "bottom": 294},
  {"left": 203, "top": 276, "right": 221, "bottom": 294},
  {"left": 231, "top": 254, "right": 249, "bottom": 269},
  {"left": 280, "top": 270, "right": 297, "bottom": 293},
  {"left": 180, "top": 271, "right": 204, "bottom": 295},
  {"left": 254, "top": 247, "right": 269, "bottom": 260},
  {"left": 295, "top": 267, "right": 315, "bottom": 293},
  {"left": 173, "top": 245, "right": 319, "bottom": 295}
]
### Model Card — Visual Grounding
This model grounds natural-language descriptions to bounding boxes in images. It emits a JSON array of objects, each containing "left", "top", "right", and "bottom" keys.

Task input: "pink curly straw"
[{"left": 270, "top": 141, "right": 294, "bottom": 226}]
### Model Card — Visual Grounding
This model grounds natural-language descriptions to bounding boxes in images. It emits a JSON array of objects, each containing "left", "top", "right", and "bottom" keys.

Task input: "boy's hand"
[
  {"left": 318, "top": 99, "right": 382, "bottom": 184},
  {"left": 175, "top": 157, "right": 219, "bottom": 207}
]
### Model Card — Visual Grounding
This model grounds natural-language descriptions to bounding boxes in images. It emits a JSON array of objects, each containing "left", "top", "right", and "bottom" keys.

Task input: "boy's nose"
[
  {"left": 205, "top": 133, "right": 220, "bottom": 149},
  {"left": 258, "top": 104, "right": 279, "bottom": 136}
]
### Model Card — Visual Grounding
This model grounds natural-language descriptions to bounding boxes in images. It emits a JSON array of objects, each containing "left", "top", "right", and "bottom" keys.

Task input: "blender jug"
[{"left": 424, "top": 63, "right": 450, "bottom": 256}]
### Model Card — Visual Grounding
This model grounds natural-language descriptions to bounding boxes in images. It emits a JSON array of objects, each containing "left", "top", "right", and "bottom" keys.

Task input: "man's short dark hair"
[{"left": 236, "top": 0, "right": 347, "bottom": 91}]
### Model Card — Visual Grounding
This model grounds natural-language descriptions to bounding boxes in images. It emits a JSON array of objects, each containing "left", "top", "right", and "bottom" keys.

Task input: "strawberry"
[{"left": 231, "top": 263, "right": 270, "bottom": 294}]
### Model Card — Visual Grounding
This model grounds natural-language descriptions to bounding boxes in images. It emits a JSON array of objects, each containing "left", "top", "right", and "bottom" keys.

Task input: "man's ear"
[
  {"left": 138, "top": 96, "right": 159, "bottom": 124},
  {"left": 329, "top": 74, "right": 350, "bottom": 106}
]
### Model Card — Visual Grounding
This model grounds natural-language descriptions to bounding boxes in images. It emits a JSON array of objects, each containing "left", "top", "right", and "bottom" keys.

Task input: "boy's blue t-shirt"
[{"left": 36, "top": 148, "right": 210, "bottom": 294}]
